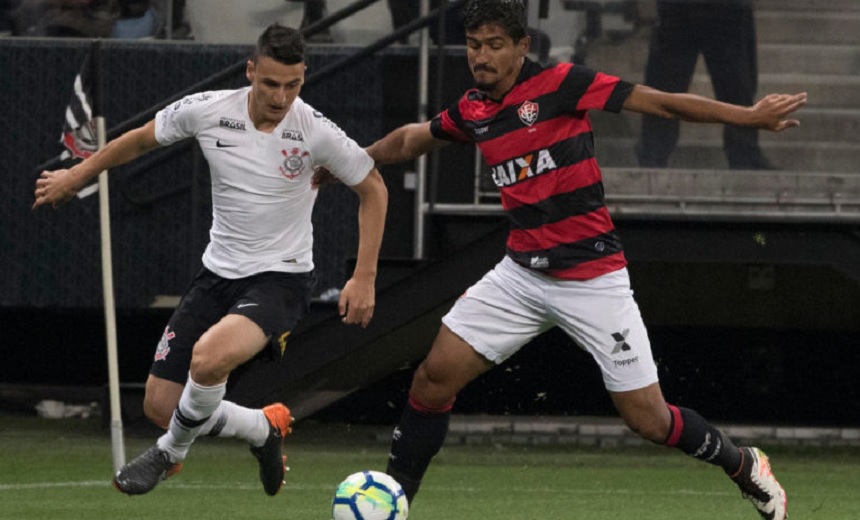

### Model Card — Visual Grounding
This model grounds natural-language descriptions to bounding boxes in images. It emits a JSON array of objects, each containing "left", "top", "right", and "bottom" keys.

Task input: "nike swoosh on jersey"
[
  {"left": 237, "top": 303, "right": 259, "bottom": 308},
  {"left": 216, "top": 140, "right": 237, "bottom": 148}
]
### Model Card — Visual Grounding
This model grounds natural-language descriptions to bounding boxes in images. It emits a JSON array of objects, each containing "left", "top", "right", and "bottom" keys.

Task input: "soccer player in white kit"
[{"left": 33, "top": 23, "right": 388, "bottom": 497}]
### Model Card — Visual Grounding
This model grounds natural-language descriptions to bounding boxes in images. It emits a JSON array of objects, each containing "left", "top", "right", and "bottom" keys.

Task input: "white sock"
[
  {"left": 199, "top": 400, "right": 269, "bottom": 447},
  {"left": 157, "top": 375, "right": 225, "bottom": 462}
]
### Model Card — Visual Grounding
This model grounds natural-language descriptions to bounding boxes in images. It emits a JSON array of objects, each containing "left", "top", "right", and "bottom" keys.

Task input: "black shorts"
[{"left": 150, "top": 267, "right": 316, "bottom": 384}]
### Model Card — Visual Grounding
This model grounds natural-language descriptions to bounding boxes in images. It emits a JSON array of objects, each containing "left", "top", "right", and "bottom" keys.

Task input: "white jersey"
[{"left": 154, "top": 87, "right": 373, "bottom": 279}]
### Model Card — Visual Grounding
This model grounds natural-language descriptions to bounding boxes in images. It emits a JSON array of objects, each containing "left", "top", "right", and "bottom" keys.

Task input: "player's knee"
[
  {"left": 624, "top": 415, "right": 669, "bottom": 443},
  {"left": 410, "top": 363, "right": 457, "bottom": 408},
  {"left": 189, "top": 343, "right": 233, "bottom": 384}
]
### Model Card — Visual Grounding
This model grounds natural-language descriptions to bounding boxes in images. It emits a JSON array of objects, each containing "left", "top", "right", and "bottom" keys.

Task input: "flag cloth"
[
  {"left": 61, "top": 54, "right": 100, "bottom": 160},
  {"left": 59, "top": 51, "right": 101, "bottom": 198}
]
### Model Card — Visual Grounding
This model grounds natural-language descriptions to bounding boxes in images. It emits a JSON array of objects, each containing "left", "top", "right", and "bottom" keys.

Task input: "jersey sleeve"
[
  {"left": 559, "top": 63, "right": 634, "bottom": 113},
  {"left": 154, "top": 92, "right": 219, "bottom": 146},
  {"left": 429, "top": 97, "right": 471, "bottom": 143},
  {"left": 306, "top": 110, "right": 374, "bottom": 187}
]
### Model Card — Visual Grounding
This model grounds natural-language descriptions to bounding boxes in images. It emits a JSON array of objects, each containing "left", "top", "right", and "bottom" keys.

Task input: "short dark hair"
[
  {"left": 462, "top": 0, "right": 528, "bottom": 42},
  {"left": 254, "top": 23, "right": 305, "bottom": 65}
]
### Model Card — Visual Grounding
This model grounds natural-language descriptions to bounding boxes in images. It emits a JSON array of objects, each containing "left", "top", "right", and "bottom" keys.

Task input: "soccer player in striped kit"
[{"left": 366, "top": 1, "right": 804, "bottom": 518}]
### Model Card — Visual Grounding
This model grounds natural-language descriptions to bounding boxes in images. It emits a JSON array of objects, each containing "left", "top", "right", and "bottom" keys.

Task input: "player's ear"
[
  {"left": 246, "top": 59, "right": 255, "bottom": 82},
  {"left": 516, "top": 35, "right": 531, "bottom": 59}
]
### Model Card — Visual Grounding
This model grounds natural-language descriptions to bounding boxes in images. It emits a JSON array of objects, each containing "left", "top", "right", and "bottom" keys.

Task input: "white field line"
[{"left": 0, "top": 480, "right": 734, "bottom": 497}]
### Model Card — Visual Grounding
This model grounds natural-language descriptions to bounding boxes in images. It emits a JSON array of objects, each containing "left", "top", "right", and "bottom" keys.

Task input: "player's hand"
[
  {"left": 751, "top": 92, "right": 807, "bottom": 132},
  {"left": 311, "top": 166, "right": 340, "bottom": 189},
  {"left": 338, "top": 275, "right": 375, "bottom": 328},
  {"left": 33, "top": 169, "right": 80, "bottom": 209}
]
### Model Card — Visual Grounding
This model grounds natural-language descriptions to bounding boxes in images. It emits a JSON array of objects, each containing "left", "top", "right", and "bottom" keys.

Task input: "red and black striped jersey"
[{"left": 430, "top": 58, "right": 634, "bottom": 280}]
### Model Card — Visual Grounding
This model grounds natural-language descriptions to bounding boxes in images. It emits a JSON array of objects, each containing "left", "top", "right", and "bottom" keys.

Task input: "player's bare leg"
[
  {"left": 612, "top": 384, "right": 786, "bottom": 520},
  {"left": 386, "top": 325, "right": 492, "bottom": 503},
  {"left": 115, "top": 315, "right": 283, "bottom": 495},
  {"left": 143, "top": 375, "right": 184, "bottom": 429}
]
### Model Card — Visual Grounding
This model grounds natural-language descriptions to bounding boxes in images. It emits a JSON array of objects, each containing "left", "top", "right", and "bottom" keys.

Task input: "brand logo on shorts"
[
  {"left": 611, "top": 329, "right": 640, "bottom": 368},
  {"left": 611, "top": 329, "right": 631, "bottom": 354},
  {"left": 154, "top": 326, "right": 175, "bottom": 361},
  {"left": 278, "top": 331, "right": 291, "bottom": 358}
]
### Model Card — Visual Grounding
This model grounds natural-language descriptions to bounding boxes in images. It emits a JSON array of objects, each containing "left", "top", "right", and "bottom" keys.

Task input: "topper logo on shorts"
[
  {"left": 154, "top": 326, "right": 175, "bottom": 361},
  {"left": 490, "top": 148, "right": 557, "bottom": 187},
  {"left": 611, "top": 329, "right": 639, "bottom": 368}
]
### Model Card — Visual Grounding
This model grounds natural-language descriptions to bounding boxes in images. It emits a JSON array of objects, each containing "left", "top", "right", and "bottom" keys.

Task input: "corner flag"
[
  {"left": 60, "top": 50, "right": 101, "bottom": 198},
  {"left": 54, "top": 39, "right": 126, "bottom": 471}
]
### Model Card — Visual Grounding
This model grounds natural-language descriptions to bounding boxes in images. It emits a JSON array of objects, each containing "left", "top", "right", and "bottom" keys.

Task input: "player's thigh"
[
  {"left": 150, "top": 269, "right": 227, "bottom": 385},
  {"left": 441, "top": 258, "right": 552, "bottom": 366},
  {"left": 191, "top": 314, "right": 269, "bottom": 383},
  {"left": 411, "top": 324, "right": 494, "bottom": 405},
  {"left": 228, "top": 271, "right": 314, "bottom": 361},
  {"left": 550, "top": 268, "right": 659, "bottom": 393}
]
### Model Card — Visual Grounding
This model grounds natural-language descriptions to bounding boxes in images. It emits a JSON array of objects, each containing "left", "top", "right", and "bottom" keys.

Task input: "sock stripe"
[
  {"left": 664, "top": 404, "right": 684, "bottom": 447},
  {"left": 174, "top": 408, "right": 211, "bottom": 429},
  {"left": 408, "top": 395, "right": 453, "bottom": 414},
  {"left": 729, "top": 448, "right": 746, "bottom": 479}
]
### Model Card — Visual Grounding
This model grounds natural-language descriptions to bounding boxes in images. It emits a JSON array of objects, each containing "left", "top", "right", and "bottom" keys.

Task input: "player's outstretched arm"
[
  {"left": 339, "top": 168, "right": 388, "bottom": 328},
  {"left": 33, "top": 120, "right": 161, "bottom": 209},
  {"left": 623, "top": 84, "right": 807, "bottom": 131},
  {"left": 366, "top": 121, "right": 448, "bottom": 166},
  {"left": 313, "top": 123, "right": 448, "bottom": 188}
]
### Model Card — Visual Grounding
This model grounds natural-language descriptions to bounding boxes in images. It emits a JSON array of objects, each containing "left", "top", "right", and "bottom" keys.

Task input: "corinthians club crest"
[
  {"left": 518, "top": 100, "right": 539, "bottom": 126},
  {"left": 280, "top": 147, "right": 309, "bottom": 179}
]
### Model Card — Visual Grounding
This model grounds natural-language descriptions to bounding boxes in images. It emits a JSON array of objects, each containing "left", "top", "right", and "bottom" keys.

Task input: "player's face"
[
  {"left": 246, "top": 56, "right": 306, "bottom": 127},
  {"left": 465, "top": 23, "right": 529, "bottom": 99}
]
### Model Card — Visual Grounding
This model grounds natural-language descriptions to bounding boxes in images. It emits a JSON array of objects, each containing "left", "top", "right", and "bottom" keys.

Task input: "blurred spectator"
[
  {"left": 286, "top": 0, "right": 331, "bottom": 42},
  {"left": 388, "top": 0, "right": 465, "bottom": 45},
  {"left": 387, "top": 0, "right": 551, "bottom": 63},
  {"left": 157, "top": 0, "right": 190, "bottom": 39},
  {"left": 1, "top": 0, "right": 21, "bottom": 34},
  {"left": 13, "top": 0, "right": 117, "bottom": 37},
  {"left": 111, "top": 0, "right": 156, "bottom": 38},
  {"left": 636, "top": 0, "right": 773, "bottom": 169}
]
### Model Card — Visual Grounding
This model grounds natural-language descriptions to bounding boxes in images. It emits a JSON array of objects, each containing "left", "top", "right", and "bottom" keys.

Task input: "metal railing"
[{"left": 429, "top": 168, "right": 860, "bottom": 223}]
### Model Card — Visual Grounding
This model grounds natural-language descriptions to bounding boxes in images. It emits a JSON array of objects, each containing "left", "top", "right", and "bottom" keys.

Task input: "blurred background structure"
[{"left": 1, "top": 0, "right": 859, "bottom": 440}]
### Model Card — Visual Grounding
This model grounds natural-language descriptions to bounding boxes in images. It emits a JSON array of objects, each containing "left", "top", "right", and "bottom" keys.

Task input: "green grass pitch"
[{"left": 1, "top": 414, "right": 859, "bottom": 520}]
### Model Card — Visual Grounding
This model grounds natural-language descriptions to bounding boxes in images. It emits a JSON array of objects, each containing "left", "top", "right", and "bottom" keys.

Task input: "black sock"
[
  {"left": 386, "top": 397, "right": 452, "bottom": 503},
  {"left": 664, "top": 404, "right": 742, "bottom": 474}
]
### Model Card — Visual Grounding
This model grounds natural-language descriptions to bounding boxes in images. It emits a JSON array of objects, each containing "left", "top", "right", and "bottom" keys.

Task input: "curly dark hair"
[
  {"left": 254, "top": 23, "right": 305, "bottom": 65},
  {"left": 462, "top": 0, "right": 528, "bottom": 41}
]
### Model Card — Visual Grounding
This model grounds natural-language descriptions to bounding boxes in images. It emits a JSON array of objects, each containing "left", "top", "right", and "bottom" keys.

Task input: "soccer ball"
[{"left": 331, "top": 470, "right": 409, "bottom": 520}]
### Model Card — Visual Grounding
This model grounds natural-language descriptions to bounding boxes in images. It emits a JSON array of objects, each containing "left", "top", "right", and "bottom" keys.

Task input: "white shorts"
[{"left": 442, "top": 256, "right": 659, "bottom": 393}]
